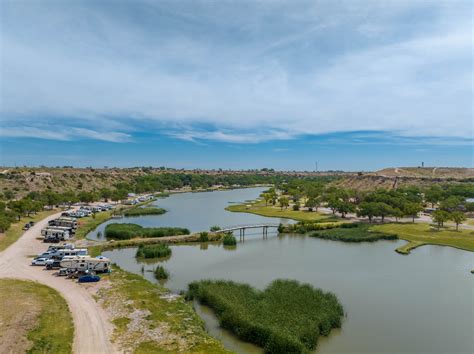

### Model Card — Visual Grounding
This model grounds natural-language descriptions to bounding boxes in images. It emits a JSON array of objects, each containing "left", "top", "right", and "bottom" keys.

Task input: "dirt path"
[{"left": 0, "top": 212, "right": 117, "bottom": 354}]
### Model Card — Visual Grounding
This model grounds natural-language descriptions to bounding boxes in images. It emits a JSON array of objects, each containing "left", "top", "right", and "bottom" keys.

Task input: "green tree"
[
  {"left": 279, "top": 196, "right": 289, "bottom": 210},
  {"left": 403, "top": 202, "right": 423, "bottom": 222},
  {"left": 439, "top": 196, "right": 462, "bottom": 212},
  {"left": 432, "top": 210, "right": 450, "bottom": 230},
  {"left": 374, "top": 202, "right": 394, "bottom": 223},
  {"left": 357, "top": 202, "right": 377, "bottom": 223},
  {"left": 305, "top": 197, "right": 319, "bottom": 212},
  {"left": 335, "top": 200, "right": 355, "bottom": 218},
  {"left": 450, "top": 211, "right": 466, "bottom": 231},
  {"left": 424, "top": 185, "right": 444, "bottom": 207},
  {"left": 262, "top": 193, "right": 272, "bottom": 206}
]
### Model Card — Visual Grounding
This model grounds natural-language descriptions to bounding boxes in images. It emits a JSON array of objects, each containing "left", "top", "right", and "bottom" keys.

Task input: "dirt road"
[{"left": 0, "top": 212, "right": 116, "bottom": 354}]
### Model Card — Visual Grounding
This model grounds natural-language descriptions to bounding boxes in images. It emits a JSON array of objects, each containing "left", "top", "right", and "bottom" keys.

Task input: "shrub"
[
  {"left": 223, "top": 232, "right": 237, "bottom": 246},
  {"left": 187, "top": 279, "right": 344, "bottom": 353},
  {"left": 123, "top": 206, "right": 166, "bottom": 216},
  {"left": 210, "top": 225, "right": 221, "bottom": 232},
  {"left": 105, "top": 223, "right": 190, "bottom": 240},
  {"left": 199, "top": 232, "right": 209, "bottom": 242},
  {"left": 136, "top": 243, "right": 171, "bottom": 258},
  {"left": 292, "top": 203, "right": 300, "bottom": 211},
  {"left": 154, "top": 266, "right": 169, "bottom": 280},
  {"left": 310, "top": 224, "right": 398, "bottom": 242}
]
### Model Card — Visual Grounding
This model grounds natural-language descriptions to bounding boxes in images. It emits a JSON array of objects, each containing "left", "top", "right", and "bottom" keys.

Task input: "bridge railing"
[{"left": 217, "top": 223, "right": 280, "bottom": 231}]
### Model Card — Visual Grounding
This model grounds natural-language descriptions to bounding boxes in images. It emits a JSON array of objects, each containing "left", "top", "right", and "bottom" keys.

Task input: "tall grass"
[
  {"left": 136, "top": 243, "right": 172, "bottom": 258},
  {"left": 199, "top": 231, "right": 209, "bottom": 242},
  {"left": 187, "top": 279, "right": 344, "bottom": 353},
  {"left": 310, "top": 223, "right": 398, "bottom": 242},
  {"left": 123, "top": 207, "right": 166, "bottom": 216},
  {"left": 105, "top": 223, "right": 189, "bottom": 240},
  {"left": 222, "top": 232, "right": 237, "bottom": 246},
  {"left": 154, "top": 266, "right": 169, "bottom": 280}
]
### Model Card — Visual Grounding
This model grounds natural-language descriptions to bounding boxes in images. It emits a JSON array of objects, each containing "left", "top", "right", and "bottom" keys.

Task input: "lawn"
[
  {"left": 0, "top": 209, "right": 59, "bottom": 251},
  {"left": 74, "top": 210, "right": 113, "bottom": 239},
  {"left": 95, "top": 267, "right": 229, "bottom": 353},
  {"left": 226, "top": 201, "right": 335, "bottom": 222},
  {"left": 0, "top": 279, "right": 73, "bottom": 353},
  {"left": 371, "top": 223, "right": 474, "bottom": 254}
]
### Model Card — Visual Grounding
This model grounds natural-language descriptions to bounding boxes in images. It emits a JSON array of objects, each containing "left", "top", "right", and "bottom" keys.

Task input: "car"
[
  {"left": 23, "top": 224, "right": 30, "bottom": 230},
  {"left": 31, "top": 257, "right": 48, "bottom": 266},
  {"left": 78, "top": 274, "right": 100, "bottom": 283},
  {"left": 57, "top": 268, "right": 69, "bottom": 276},
  {"left": 29, "top": 221, "right": 35, "bottom": 226}
]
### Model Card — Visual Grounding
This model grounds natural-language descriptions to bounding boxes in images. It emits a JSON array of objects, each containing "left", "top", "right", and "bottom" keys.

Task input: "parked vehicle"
[
  {"left": 45, "top": 259, "right": 62, "bottom": 270},
  {"left": 41, "top": 227, "right": 71, "bottom": 241},
  {"left": 23, "top": 223, "right": 30, "bottom": 230},
  {"left": 31, "top": 257, "right": 48, "bottom": 266},
  {"left": 37, "top": 248, "right": 88, "bottom": 260},
  {"left": 60, "top": 255, "right": 110, "bottom": 273},
  {"left": 78, "top": 274, "right": 100, "bottom": 283},
  {"left": 29, "top": 221, "right": 35, "bottom": 226},
  {"left": 57, "top": 268, "right": 69, "bottom": 276}
]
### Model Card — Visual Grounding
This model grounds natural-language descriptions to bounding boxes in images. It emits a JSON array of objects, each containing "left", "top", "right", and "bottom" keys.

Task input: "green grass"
[
  {"left": 371, "top": 223, "right": 474, "bottom": 254},
  {"left": 75, "top": 210, "right": 113, "bottom": 240},
  {"left": 154, "top": 266, "right": 169, "bottom": 280},
  {"left": 95, "top": 267, "right": 229, "bottom": 353},
  {"left": 0, "top": 209, "right": 59, "bottom": 251},
  {"left": 122, "top": 206, "right": 166, "bottom": 217},
  {"left": 187, "top": 279, "right": 344, "bottom": 353},
  {"left": 226, "top": 201, "right": 335, "bottom": 222},
  {"left": 104, "top": 223, "right": 190, "bottom": 240},
  {"left": 310, "top": 223, "right": 398, "bottom": 243},
  {"left": 136, "top": 243, "right": 172, "bottom": 258},
  {"left": 0, "top": 279, "right": 73, "bottom": 353}
]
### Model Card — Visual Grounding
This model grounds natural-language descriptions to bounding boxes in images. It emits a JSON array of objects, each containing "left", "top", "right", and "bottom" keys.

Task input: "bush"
[
  {"left": 105, "top": 223, "right": 190, "bottom": 240},
  {"left": 292, "top": 203, "right": 300, "bottom": 211},
  {"left": 187, "top": 279, "right": 343, "bottom": 353},
  {"left": 136, "top": 243, "right": 171, "bottom": 258},
  {"left": 310, "top": 224, "right": 398, "bottom": 242},
  {"left": 210, "top": 225, "right": 221, "bottom": 232},
  {"left": 154, "top": 266, "right": 169, "bottom": 280},
  {"left": 123, "top": 206, "right": 166, "bottom": 216},
  {"left": 199, "top": 232, "right": 209, "bottom": 242},
  {"left": 223, "top": 232, "right": 237, "bottom": 246}
]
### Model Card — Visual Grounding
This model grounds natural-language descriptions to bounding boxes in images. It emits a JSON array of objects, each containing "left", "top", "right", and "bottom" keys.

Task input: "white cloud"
[{"left": 0, "top": 0, "right": 472, "bottom": 143}]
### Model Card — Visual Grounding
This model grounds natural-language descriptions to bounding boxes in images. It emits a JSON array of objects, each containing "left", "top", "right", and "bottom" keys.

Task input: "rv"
[
  {"left": 60, "top": 256, "right": 111, "bottom": 273},
  {"left": 41, "top": 227, "right": 71, "bottom": 241},
  {"left": 48, "top": 217, "right": 78, "bottom": 230},
  {"left": 37, "top": 248, "right": 87, "bottom": 260}
]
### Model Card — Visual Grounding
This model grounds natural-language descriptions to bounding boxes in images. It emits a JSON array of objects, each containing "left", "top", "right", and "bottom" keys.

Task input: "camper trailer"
[
  {"left": 60, "top": 255, "right": 111, "bottom": 273},
  {"left": 42, "top": 227, "right": 71, "bottom": 241},
  {"left": 48, "top": 217, "right": 78, "bottom": 230},
  {"left": 37, "top": 248, "right": 87, "bottom": 260}
]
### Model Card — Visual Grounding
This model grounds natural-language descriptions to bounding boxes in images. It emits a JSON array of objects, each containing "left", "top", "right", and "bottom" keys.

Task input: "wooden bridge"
[{"left": 217, "top": 223, "right": 280, "bottom": 240}]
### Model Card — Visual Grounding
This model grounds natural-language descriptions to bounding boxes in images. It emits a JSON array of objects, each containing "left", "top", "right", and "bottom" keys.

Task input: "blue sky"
[{"left": 0, "top": 0, "right": 472, "bottom": 170}]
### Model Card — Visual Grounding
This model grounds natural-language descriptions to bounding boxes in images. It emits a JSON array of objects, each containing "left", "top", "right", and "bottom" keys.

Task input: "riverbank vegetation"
[
  {"left": 310, "top": 224, "right": 398, "bottom": 242},
  {"left": 105, "top": 223, "right": 189, "bottom": 240},
  {"left": 136, "top": 243, "right": 171, "bottom": 258},
  {"left": 94, "top": 267, "right": 228, "bottom": 353},
  {"left": 222, "top": 232, "right": 237, "bottom": 246},
  {"left": 187, "top": 279, "right": 344, "bottom": 353},
  {"left": 122, "top": 206, "right": 166, "bottom": 216},
  {"left": 0, "top": 279, "right": 73, "bottom": 353},
  {"left": 154, "top": 265, "right": 169, "bottom": 280}
]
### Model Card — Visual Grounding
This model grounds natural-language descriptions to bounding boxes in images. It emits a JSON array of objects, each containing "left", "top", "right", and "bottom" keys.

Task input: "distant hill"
[{"left": 375, "top": 167, "right": 474, "bottom": 179}]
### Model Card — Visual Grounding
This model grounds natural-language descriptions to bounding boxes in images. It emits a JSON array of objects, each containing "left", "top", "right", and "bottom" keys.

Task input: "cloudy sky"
[{"left": 1, "top": 0, "right": 472, "bottom": 170}]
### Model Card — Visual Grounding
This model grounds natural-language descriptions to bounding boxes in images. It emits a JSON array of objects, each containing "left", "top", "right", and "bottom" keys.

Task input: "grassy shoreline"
[{"left": 0, "top": 279, "right": 74, "bottom": 353}]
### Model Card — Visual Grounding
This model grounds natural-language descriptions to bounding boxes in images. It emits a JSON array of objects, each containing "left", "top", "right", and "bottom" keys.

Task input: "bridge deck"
[{"left": 217, "top": 224, "right": 280, "bottom": 232}]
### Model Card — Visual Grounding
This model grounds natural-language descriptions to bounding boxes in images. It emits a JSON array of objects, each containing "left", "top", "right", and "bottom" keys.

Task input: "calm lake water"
[{"left": 100, "top": 188, "right": 474, "bottom": 354}]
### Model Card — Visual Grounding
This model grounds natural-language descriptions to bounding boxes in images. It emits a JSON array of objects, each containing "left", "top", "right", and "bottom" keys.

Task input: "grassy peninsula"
[
  {"left": 122, "top": 206, "right": 166, "bottom": 217},
  {"left": 187, "top": 279, "right": 344, "bottom": 353},
  {"left": 0, "top": 279, "right": 73, "bottom": 353},
  {"left": 310, "top": 223, "right": 398, "bottom": 242},
  {"left": 104, "top": 223, "right": 189, "bottom": 240}
]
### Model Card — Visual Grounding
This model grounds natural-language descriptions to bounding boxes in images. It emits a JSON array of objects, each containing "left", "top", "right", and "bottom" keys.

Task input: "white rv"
[
  {"left": 60, "top": 256, "right": 111, "bottom": 273},
  {"left": 38, "top": 248, "right": 87, "bottom": 260},
  {"left": 42, "top": 227, "right": 71, "bottom": 241},
  {"left": 49, "top": 217, "right": 78, "bottom": 230}
]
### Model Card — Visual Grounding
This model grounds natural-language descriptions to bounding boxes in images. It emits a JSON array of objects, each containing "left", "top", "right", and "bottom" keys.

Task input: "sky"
[{"left": 0, "top": 0, "right": 472, "bottom": 170}]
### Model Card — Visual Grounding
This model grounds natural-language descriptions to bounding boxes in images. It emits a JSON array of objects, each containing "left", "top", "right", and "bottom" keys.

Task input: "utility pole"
[{"left": 315, "top": 161, "right": 318, "bottom": 172}]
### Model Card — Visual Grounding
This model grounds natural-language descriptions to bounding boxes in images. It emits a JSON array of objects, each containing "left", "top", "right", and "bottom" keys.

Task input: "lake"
[{"left": 99, "top": 188, "right": 474, "bottom": 354}]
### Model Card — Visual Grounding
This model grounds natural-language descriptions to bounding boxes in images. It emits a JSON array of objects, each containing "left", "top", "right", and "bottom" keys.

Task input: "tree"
[
  {"left": 357, "top": 202, "right": 377, "bottom": 223},
  {"left": 262, "top": 193, "right": 272, "bottom": 206},
  {"left": 0, "top": 215, "right": 11, "bottom": 233},
  {"left": 305, "top": 197, "right": 319, "bottom": 212},
  {"left": 432, "top": 210, "right": 450, "bottom": 230},
  {"left": 335, "top": 200, "right": 355, "bottom": 218},
  {"left": 100, "top": 188, "right": 112, "bottom": 202},
  {"left": 279, "top": 196, "right": 289, "bottom": 210},
  {"left": 450, "top": 211, "right": 466, "bottom": 231},
  {"left": 374, "top": 202, "right": 394, "bottom": 223},
  {"left": 424, "top": 185, "right": 444, "bottom": 208},
  {"left": 439, "top": 196, "right": 462, "bottom": 212},
  {"left": 403, "top": 202, "right": 423, "bottom": 222}
]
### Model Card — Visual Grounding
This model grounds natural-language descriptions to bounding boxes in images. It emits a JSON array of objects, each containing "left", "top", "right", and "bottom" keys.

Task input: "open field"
[
  {"left": 371, "top": 223, "right": 474, "bottom": 254},
  {"left": 0, "top": 279, "right": 73, "bottom": 353},
  {"left": 94, "top": 266, "right": 229, "bottom": 353},
  {"left": 0, "top": 209, "right": 59, "bottom": 251},
  {"left": 226, "top": 201, "right": 335, "bottom": 222}
]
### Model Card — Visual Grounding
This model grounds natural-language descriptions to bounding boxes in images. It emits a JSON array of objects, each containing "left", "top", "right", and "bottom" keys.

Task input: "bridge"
[{"left": 217, "top": 223, "right": 280, "bottom": 240}]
